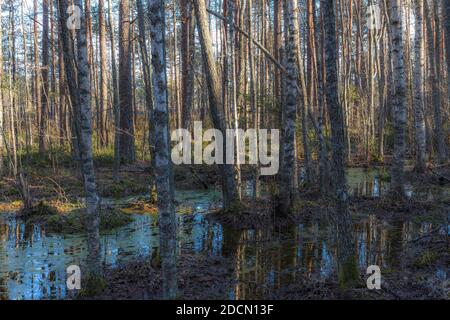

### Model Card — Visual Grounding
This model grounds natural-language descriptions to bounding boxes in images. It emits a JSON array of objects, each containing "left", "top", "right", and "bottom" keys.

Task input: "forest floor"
[
  {"left": 89, "top": 164, "right": 447, "bottom": 300},
  {"left": 1, "top": 155, "right": 449, "bottom": 300},
  {"left": 86, "top": 224, "right": 448, "bottom": 300}
]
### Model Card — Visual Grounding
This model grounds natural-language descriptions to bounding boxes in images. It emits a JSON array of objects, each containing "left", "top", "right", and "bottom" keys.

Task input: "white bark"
[
  {"left": 75, "top": 0, "right": 101, "bottom": 277},
  {"left": 148, "top": 0, "right": 178, "bottom": 300},
  {"left": 389, "top": 0, "right": 407, "bottom": 195},
  {"left": 279, "top": 0, "right": 298, "bottom": 215}
]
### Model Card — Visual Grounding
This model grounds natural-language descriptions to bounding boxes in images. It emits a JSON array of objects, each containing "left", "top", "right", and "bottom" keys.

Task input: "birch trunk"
[
  {"left": 75, "top": 0, "right": 102, "bottom": 283},
  {"left": 389, "top": 0, "right": 407, "bottom": 195},
  {"left": 148, "top": 0, "right": 178, "bottom": 300},
  {"left": 58, "top": 0, "right": 102, "bottom": 287},
  {"left": 278, "top": 0, "right": 298, "bottom": 216}
]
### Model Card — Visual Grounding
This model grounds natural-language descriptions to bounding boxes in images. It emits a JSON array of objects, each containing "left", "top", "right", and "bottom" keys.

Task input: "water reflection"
[{"left": 0, "top": 172, "right": 448, "bottom": 300}]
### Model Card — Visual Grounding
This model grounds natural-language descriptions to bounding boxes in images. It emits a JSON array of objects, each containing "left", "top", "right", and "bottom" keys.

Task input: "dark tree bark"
[
  {"left": 322, "top": 0, "right": 357, "bottom": 288},
  {"left": 193, "top": 0, "right": 239, "bottom": 209},
  {"left": 119, "top": 0, "right": 136, "bottom": 163},
  {"left": 39, "top": 0, "right": 50, "bottom": 155}
]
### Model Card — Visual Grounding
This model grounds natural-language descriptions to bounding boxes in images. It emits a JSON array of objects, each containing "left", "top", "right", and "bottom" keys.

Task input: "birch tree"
[
  {"left": 58, "top": 0, "right": 102, "bottom": 290},
  {"left": 389, "top": 0, "right": 407, "bottom": 195},
  {"left": 75, "top": 0, "right": 102, "bottom": 284},
  {"left": 278, "top": 0, "right": 298, "bottom": 216},
  {"left": 148, "top": 0, "right": 178, "bottom": 300}
]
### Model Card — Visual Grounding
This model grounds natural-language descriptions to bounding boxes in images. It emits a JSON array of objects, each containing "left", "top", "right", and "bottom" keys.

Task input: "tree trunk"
[
  {"left": 98, "top": 0, "right": 108, "bottom": 147},
  {"left": 181, "top": 0, "right": 195, "bottom": 130},
  {"left": 444, "top": 0, "right": 450, "bottom": 109},
  {"left": 413, "top": 0, "right": 427, "bottom": 173},
  {"left": 0, "top": 0, "right": 3, "bottom": 176},
  {"left": 40, "top": 0, "right": 49, "bottom": 156},
  {"left": 136, "top": 0, "right": 155, "bottom": 190},
  {"left": 148, "top": 0, "right": 178, "bottom": 300},
  {"left": 75, "top": 0, "right": 102, "bottom": 285},
  {"left": 108, "top": 0, "right": 121, "bottom": 181},
  {"left": 322, "top": 0, "right": 357, "bottom": 288},
  {"left": 119, "top": 0, "right": 136, "bottom": 163},
  {"left": 389, "top": 0, "right": 408, "bottom": 195},
  {"left": 193, "top": 0, "right": 239, "bottom": 209},
  {"left": 278, "top": 0, "right": 298, "bottom": 216},
  {"left": 58, "top": 0, "right": 102, "bottom": 287}
]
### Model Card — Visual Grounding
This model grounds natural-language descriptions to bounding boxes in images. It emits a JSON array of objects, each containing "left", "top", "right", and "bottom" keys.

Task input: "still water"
[{"left": 0, "top": 169, "right": 448, "bottom": 300}]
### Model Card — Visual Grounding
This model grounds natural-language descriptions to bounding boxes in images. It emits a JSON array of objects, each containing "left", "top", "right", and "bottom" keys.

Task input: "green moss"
[
  {"left": 412, "top": 212, "right": 445, "bottom": 225},
  {"left": 44, "top": 208, "right": 133, "bottom": 234},
  {"left": 22, "top": 201, "right": 59, "bottom": 221},
  {"left": 78, "top": 275, "right": 107, "bottom": 298},
  {"left": 413, "top": 251, "right": 439, "bottom": 268},
  {"left": 223, "top": 200, "right": 246, "bottom": 215},
  {"left": 99, "top": 209, "right": 134, "bottom": 230},
  {"left": 4, "top": 187, "right": 20, "bottom": 197},
  {"left": 378, "top": 170, "right": 391, "bottom": 182},
  {"left": 338, "top": 256, "right": 360, "bottom": 289},
  {"left": 102, "top": 179, "right": 148, "bottom": 198}
]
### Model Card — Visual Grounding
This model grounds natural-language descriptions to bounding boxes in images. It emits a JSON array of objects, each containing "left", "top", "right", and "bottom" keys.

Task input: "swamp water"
[{"left": 0, "top": 168, "right": 448, "bottom": 299}]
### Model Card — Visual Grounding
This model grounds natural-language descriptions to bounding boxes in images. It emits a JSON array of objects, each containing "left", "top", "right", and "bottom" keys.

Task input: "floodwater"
[{"left": 0, "top": 169, "right": 448, "bottom": 300}]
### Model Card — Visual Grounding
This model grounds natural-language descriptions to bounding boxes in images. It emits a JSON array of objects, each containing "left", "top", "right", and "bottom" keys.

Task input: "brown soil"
[{"left": 86, "top": 254, "right": 234, "bottom": 300}]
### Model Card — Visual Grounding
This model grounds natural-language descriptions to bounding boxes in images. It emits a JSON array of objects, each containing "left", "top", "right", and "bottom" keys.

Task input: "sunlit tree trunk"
[
  {"left": 7, "top": 3, "right": 17, "bottom": 177},
  {"left": 98, "top": 0, "right": 108, "bottom": 147},
  {"left": 148, "top": 0, "right": 177, "bottom": 300}
]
